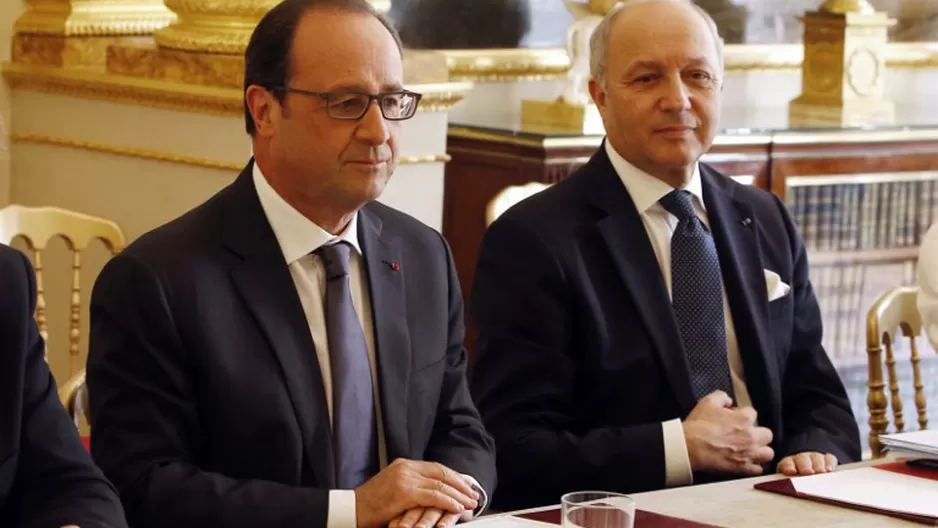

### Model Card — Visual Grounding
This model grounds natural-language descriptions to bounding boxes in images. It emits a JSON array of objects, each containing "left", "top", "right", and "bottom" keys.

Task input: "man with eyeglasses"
[{"left": 85, "top": 1, "right": 496, "bottom": 527}]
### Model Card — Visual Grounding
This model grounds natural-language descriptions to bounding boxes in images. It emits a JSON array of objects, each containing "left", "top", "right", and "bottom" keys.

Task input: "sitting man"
[
  {"left": 469, "top": 0, "right": 861, "bottom": 510},
  {"left": 86, "top": 1, "right": 495, "bottom": 527},
  {"left": 0, "top": 243, "right": 127, "bottom": 528}
]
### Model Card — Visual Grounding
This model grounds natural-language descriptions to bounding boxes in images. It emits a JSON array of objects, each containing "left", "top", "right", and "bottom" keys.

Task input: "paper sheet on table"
[
  {"left": 881, "top": 429, "right": 938, "bottom": 457},
  {"left": 465, "top": 516, "right": 554, "bottom": 528},
  {"left": 790, "top": 467, "right": 938, "bottom": 518}
]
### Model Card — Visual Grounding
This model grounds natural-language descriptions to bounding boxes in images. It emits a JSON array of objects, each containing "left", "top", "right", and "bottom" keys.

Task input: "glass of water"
[{"left": 562, "top": 491, "right": 636, "bottom": 528}]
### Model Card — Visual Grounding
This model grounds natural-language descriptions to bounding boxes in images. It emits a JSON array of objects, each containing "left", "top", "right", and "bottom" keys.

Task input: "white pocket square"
[{"left": 764, "top": 269, "right": 791, "bottom": 302}]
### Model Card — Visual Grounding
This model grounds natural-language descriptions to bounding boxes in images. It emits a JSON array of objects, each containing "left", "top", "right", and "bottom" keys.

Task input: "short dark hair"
[{"left": 243, "top": 0, "right": 403, "bottom": 136}]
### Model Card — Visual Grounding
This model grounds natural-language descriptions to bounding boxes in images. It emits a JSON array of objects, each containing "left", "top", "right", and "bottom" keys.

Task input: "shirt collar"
[
  {"left": 603, "top": 140, "right": 705, "bottom": 214},
  {"left": 252, "top": 162, "right": 361, "bottom": 265}
]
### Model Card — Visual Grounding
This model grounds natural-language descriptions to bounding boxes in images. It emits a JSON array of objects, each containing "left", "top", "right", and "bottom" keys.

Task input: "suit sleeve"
[
  {"left": 469, "top": 214, "right": 666, "bottom": 510},
  {"left": 772, "top": 195, "right": 861, "bottom": 464},
  {"left": 422, "top": 233, "right": 497, "bottom": 511},
  {"left": 88, "top": 254, "right": 329, "bottom": 528},
  {"left": 10, "top": 251, "right": 128, "bottom": 528}
]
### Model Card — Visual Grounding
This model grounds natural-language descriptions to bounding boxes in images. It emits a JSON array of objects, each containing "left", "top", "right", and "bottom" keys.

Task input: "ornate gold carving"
[
  {"left": 819, "top": 0, "right": 875, "bottom": 15},
  {"left": 15, "top": 0, "right": 175, "bottom": 37},
  {"left": 153, "top": 0, "right": 392, "bottom": 54},
  {"left": 440, "top": 42, "right": 938, "bottom": 81},
  {"left": 2, "top": 61, "right": 470, "bottom": 115},
  {"left": 3, "top": 62, "right": 244, "bottom": 116},
  {"left": 846, "top": 47, "right": 881, "bottom": 96},
  {"left": 9, "top": 133, "right": 450, "bottom": 167},
  {"left": 107, "top": 41, "right": 244, "bottom": 88},
  {"left": 107, "top": 40, "right": 450, "bottom": 89},
  {"left": 11, "top": 34, "right": 136, "bottom": 68},
  {"left": 443, "top": 49, "right": 570, "bottom": 81}
]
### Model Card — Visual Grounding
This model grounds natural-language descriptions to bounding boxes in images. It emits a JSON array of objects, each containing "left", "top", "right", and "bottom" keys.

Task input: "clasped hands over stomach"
[{"left": 682, "top": 391, "right": 775, "bottom": 476}]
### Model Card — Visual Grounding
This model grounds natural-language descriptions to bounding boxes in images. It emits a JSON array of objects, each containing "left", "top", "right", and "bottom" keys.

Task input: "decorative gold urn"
[{"left": 788, "top": 0, "right": 896, "bottom": 127}]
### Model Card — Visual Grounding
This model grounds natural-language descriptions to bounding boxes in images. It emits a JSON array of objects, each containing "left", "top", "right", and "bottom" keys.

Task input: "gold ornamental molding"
[
  {"left": 154, "top": 0, "right": 392, "bottom": 55},
  {"left": 14, "top": 0, "right": 175, "bottom": 37},
  {"left": 9, "top": 133, "right": 451, "bottom": 168},
  {"left": 442, "top": 42, "right": 938, "bottom": 80},
  {"left": 1, "top": 62, "right": 473, "bottom": 116},
  {"left": 443, "top": 49, "right": 571, "bottom": 81}
]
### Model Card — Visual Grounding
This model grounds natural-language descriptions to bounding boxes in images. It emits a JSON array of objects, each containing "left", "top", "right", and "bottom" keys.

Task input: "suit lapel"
[
  {"left": 358, "top": 206, "right": 411, "bottom": 461},
  {"left": 701, "top": 166, "right": 782, "bottom": 431},
  {"left": 587, "top": 148, "right": 697, "bottom": 415},
  {"left": 223, "top": 164, "right": 336, "bottom": 487}
]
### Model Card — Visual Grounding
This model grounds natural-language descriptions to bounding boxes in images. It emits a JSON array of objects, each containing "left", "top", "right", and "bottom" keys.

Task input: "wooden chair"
[
  {"left": 58, "top": 369, "right": 89, "bottom": 429},
  {"left": 866, "top": 285, "right": 932, "bottom": 457},
  {"left": 486, "top": 182, "right": 552, "bottom": 226},
  {"left": 0, "top": 204, "right": 125, "bottom": 429}
]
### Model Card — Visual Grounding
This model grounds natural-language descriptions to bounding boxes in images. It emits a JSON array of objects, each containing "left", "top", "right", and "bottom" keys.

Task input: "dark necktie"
[
  {"left": 659, "top": 190, "right": 736, "bottom": 402},
  {"left": 317, "top": 241, "right": 379, "bottom": 488}
]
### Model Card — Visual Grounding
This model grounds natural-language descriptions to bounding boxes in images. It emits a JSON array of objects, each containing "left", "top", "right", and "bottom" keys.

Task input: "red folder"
[
  {"left": 754, "top": 461, "right": 938, "bottom": 526},
  {"left": 516, "top": 506, "right": 722, "bottom": 527}
]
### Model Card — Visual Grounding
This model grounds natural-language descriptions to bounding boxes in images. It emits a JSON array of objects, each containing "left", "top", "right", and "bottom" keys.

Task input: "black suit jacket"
[
  {"left": 87, "top": 164, "right": 496, "bottom": 528},
  {"left": 0, "top": 243, "right": 127, "bottom": 528},
  {"left": 469, "top": 147, "right": 861, "bottom": 510}
]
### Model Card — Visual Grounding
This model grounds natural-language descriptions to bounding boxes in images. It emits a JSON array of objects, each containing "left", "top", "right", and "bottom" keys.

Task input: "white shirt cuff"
[
  {"left": 662, "top": 418, "right": 694, "bottom": 487},
  {"left": 327, "top": 489, "right": 357, "bottom": 528},
  {"left": 461, "top": 473, "right": 487, "bottom": 517}
]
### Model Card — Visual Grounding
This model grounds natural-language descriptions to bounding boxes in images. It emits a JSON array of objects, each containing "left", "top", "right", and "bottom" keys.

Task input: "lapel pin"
[
  {"left": 383, "top": 260, "right": 400, "bottom": 271},
  {"left": 741, "top": 217, "right": 752, "bottom": 227}
]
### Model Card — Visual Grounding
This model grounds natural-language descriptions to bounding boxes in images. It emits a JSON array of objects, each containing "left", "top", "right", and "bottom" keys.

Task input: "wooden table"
[{"left": 482, "top": 459, "right": 921, "bottom": 527}]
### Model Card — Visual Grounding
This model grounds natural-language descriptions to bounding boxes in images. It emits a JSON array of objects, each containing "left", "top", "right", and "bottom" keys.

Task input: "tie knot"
[
  {"left": 660, "top": 190, "right": 697, "bottom": 221},
  {"left": 317, "top": 241, "right": 352, "bottom": 280}
]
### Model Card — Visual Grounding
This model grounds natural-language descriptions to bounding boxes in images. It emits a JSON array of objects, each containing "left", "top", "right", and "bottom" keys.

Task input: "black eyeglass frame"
[{"left": 269, "top": 86, "right": 423, "bottom": 121}]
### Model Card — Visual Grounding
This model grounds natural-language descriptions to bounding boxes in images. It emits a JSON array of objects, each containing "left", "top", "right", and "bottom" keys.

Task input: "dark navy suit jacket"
[{"left": 469, "top": 145, "right": 861, "bottom": 510}]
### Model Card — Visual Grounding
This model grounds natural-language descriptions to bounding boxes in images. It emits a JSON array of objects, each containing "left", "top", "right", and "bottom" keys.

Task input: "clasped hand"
[
  {"left": 682, "top": 391, "right": 838, "bottom": 477},
  {"left": 355, "top": 458, "right": 479, "bottom": 528}
]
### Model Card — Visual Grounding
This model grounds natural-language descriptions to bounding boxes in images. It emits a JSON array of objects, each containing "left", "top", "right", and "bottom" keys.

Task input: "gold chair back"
[
  {"left": 0, "top": 204, "right": 126, "bottom": 375},
  {"left": 866, "top": 285, "right": 932, "bottom": 457},
  {"left": 58, "top": 369, "right": 88, "bottom": 428}
]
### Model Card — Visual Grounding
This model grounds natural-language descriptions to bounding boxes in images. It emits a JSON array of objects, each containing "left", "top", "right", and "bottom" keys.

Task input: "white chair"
[{"left": 485, "top": 182, "right": 552, "bottom": 226}]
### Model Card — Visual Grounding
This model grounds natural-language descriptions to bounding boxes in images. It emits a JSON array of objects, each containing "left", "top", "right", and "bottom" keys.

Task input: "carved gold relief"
[
  {"left": 9, "top": 134, "right": 450, "bottom": 168},
  {"left": 11, "top": 34, "right": 132, "bottom": 68},
  {"left": 2, "top": 62, "right": 472, "bottom": 118},
  {"left": 15, "top": 0, "right": 175, "bottom": 37},
  {"left": 153, "top": 0, "right": 394, "bottom": 55}
]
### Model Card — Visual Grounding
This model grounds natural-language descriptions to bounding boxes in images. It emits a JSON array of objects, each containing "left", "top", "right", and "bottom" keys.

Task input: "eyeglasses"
[{"left": 273, "top": 87, "right": 422, "bottom": 121}]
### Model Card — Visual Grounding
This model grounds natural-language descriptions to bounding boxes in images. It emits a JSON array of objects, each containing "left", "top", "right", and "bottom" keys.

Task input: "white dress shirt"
[
  {"left": 604, "top": 141, "right": 754, "bottom": 487},
  {"left": 917, "top": 222, "right": 938, "bottom": 351},
  {"left": 253, "top": 164, "right": 485, "bottom": 526},
  {"left": 254, "top": 164, "right": 384, "bottom": 528}
]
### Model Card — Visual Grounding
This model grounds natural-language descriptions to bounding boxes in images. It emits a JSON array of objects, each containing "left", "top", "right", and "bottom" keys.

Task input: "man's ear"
[
  {"left": 589, "top": 78, "right": 606, "bottom": 112},
  {"left": 245, "top": 85, "right": 280, "bottom": 137}
]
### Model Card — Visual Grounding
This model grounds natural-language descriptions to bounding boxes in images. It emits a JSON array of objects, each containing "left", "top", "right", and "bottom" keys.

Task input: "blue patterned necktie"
[
  {"left": 659, "top": 190, "right": 736, "bottom": 402},
  {"left": 317, "top": 241, "right": 379, "bottom": 489}
]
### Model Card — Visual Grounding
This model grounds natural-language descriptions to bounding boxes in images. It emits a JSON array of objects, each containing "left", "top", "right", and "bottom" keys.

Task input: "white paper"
[
  {"left": 465, "top": 515, "right": 557, "bottom": 528},
  {"left": 790, "top": 467, "right": 938, "bottom": 518},
  {"left": 880, "top": 430, "right": 938, "bottom": 455}
]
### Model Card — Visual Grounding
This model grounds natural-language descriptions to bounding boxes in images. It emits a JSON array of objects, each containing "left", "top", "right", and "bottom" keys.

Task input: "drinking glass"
[{"left": 561, "top": 491, "right": 636, "bottom": 528}]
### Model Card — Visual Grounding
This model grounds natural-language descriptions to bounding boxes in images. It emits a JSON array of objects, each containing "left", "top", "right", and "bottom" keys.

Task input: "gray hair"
[{"left": 589, "top": 0, "right": 725, "bottom": 86}]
